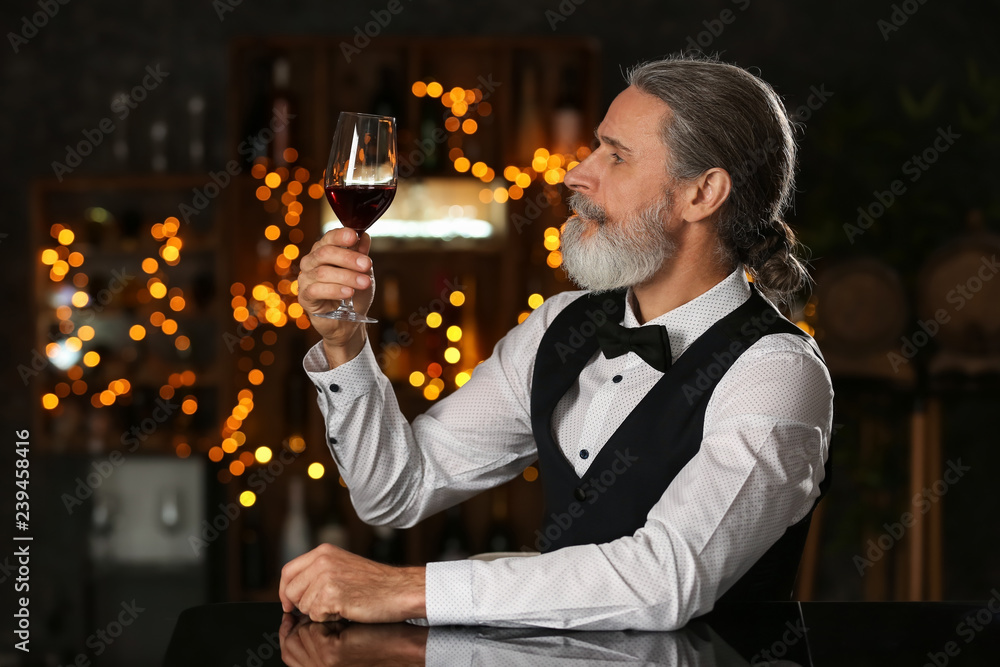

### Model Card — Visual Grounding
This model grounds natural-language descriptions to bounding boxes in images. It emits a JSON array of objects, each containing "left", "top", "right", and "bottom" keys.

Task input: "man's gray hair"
[{"left": 627, "top": 53, "right": 810, "bottom": 303}]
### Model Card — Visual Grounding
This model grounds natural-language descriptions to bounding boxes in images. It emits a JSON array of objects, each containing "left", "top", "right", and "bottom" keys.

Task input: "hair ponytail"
[{"left": 743, "top": 219, "right": 811, "bottom": 303}]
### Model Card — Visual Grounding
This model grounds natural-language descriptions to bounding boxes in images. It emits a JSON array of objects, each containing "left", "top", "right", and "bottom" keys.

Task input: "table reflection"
[
  {"left": 163, "top": 600, "right": 1000, "bottom": 666},
  {"left": 163, "top": 603, "right": 809, "bottom": 666},
  {"left": 277, "top": 613, "right": 770, "bottom": 666}
]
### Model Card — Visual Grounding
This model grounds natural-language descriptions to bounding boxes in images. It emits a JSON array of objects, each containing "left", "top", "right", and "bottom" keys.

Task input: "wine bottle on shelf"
[
  {"left": 552, "top": 65, "right": 584, "bottom": 157},
  {"left": 418, "top": 84, "right": 444, "bottom": 174},
  {"left": 371, "top": 66, "right": 405, "bottom": 122},
  {"left": 188, "top": 95, "right": 205, "bottom": 171},
  {"left": 486, "top": 487, "right": 517, "bottom": 553},
  {"left": 458, "top": 274, "right": 478, "bottom": 370},
  {"left": 269, "top": 56, "right": 295, "bottom": 166},
  {"left": 285, "top": 335, "right": 307, "bottom": 432},
  {"left": 379, "top": 273, "right": 410, "bottom": 382},
  {"left": 240, "top": 505, "right": 267, "bottom": 591},
  {"left": 515, "top": 66, "right": 546, "bottom": 163},
  {"left": 111, "top": 91, "right": 130, "bottom": 168},
  {"left": 369, "top": 525, "right": 406, "bottom": 565},
  {"left": 241, "top": 57, "right": 272, "bottom": 163},
  {"left": 280, "top": 476, "right": 311, "bottom": 566},
  {"left": 437, "top": 505, "right": 471, "bottom": 561},
  {"left": 316, "top": 502, "right": 349, "bottom": 551},
  {"left": 151, "top": 120, "right": 168, "bottom": 172}
]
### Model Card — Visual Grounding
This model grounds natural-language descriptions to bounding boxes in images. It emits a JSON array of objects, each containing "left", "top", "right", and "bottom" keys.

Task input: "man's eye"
[{"left": 610, "top": 153, "right": 624, "bottom": 164}]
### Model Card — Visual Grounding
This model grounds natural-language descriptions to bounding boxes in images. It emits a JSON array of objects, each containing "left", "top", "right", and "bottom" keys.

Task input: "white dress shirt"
[
  {"left": 303, "top": 268, "right": 833, "bottom": 631},
  {"left": 423, "top": 624, "right": 751, "bottom": 665}
]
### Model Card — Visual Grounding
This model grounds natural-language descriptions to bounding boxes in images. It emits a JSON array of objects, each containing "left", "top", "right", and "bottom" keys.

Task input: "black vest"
[{"left": 530, "top": 284, "right": 831, "bottom": 602}]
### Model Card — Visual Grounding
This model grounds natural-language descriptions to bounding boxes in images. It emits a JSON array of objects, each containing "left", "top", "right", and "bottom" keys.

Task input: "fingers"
[
  {"left": 300, "top": 241, "right": 372, "bottom": 275},
  {"left": 280, "top": 545, "right": 329, "bottom": 612},
  {"left": 308, "top": 265, "right": 372, "bottom": 293},
  {"left": 312, "top": 227, "right": 359, "bottom": 251},
  {"left": 298, "top": 577, "right": 342, "bottom": 623},
  {"left": 279, "top": 612, "right": 300, "bottom": 640},
  {"left": 279, "top": 624, "right": 309, "bottom": 667}
]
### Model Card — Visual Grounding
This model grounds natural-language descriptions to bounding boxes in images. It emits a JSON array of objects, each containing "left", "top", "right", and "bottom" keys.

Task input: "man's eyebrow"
[{"left": 594, "top": 127, "right": 632, "bottom": 154}]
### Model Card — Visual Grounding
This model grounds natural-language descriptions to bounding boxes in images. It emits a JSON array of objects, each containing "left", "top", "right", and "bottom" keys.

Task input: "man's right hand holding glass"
[{"left": 297, "top": 228, "right": 376, "bottom": 368}]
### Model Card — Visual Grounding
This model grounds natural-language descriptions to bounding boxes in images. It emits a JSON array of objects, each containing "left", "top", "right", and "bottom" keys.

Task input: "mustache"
[{"left": 567, "top": 192, "right": 608, "bottom": 225}]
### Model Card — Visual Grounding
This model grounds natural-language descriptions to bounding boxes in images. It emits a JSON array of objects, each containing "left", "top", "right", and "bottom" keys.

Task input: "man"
[{"left": 279, "top": 53, "right": 833, "bottom": 631}]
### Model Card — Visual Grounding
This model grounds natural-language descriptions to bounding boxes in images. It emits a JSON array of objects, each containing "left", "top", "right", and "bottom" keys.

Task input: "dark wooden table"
[{"left": 162, "top": 599, "right": 1000, "bottom": 666}]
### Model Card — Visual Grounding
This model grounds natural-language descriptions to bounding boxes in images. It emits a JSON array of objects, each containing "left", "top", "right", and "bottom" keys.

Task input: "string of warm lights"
[
  {"left": 409, "top": 79, "right": 586, "bottom": 328},
  {"left": 219, "top": 147, "right": 317, "bottom": 500},
  {"left": 39, "top": 213, "right": 200, "bottom": 460}
]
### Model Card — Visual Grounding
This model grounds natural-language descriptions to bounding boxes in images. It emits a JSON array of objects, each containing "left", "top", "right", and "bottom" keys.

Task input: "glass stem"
[{"left": 340, "top": 236, "right": 363, "bottom": 313}]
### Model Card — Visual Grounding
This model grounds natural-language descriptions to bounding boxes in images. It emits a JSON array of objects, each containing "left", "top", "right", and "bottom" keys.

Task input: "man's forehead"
[{"left": 598, "top": 86, "right": 670, "bottom": 149}]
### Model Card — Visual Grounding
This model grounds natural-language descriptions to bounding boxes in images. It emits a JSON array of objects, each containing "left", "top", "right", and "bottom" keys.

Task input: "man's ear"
[{"left": 678, "top": 168, "right": 732, "bottom": 223}]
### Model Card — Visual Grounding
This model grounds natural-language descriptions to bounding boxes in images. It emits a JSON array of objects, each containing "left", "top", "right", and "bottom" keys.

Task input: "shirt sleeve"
[
  {"left": 302, "top": 291, "right": 585, "bottom": 528},
  {"left": 425, "top": 335, "right": 833, "bottom": 630}
]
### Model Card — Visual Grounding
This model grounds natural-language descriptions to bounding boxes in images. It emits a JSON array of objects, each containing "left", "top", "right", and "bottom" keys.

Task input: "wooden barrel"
[
  {"left": 918, "top": 233, "right": 1000, "bottom": 355},
  {"left": 814, "top": 258, "right": 909, "bottom": 356}
]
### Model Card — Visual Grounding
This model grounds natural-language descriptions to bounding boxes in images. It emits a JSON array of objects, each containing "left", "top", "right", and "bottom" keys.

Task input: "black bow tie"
[{"left": 596, "top": 319, "right": 672, "bottom": 373}]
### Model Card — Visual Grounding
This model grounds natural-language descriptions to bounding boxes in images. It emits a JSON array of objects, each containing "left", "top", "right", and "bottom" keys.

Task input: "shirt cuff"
[
  {"left": 424, "top": 626, "right": 478, "bottom": 664},
  {"left": 425, "top": 559, "right": 477, "bottom": 626},
  {"left": 302, "top": 339, "right": 384, "bottom": 404}
]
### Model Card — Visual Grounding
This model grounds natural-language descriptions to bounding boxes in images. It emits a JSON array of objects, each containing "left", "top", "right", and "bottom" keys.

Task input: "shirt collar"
[{"left": 621, "top": 268, "right": 751, "bottom": 363}]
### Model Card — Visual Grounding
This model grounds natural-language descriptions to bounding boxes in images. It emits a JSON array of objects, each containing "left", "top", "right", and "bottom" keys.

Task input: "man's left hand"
[{"left": 279, "top": 543, "right": 426, "bottom": 623}]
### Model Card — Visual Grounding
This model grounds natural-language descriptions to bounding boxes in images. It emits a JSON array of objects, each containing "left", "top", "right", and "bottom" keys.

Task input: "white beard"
[{"left": 560, "top": 191, "right": 676, "bottom": 292}]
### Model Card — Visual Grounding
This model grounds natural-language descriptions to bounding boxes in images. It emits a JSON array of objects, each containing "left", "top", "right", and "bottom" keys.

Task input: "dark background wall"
[
  {"left": 2, "top": 0, "right": 999, "bottom": 633},
  {"left": 4, "top": 0, "right": 999, "bottom": 416}
]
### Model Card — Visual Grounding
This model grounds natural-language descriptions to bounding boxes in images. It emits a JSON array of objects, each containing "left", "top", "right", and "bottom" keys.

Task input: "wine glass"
[{"left": 314, "top": 112, "right": 397, "bottom": 322}]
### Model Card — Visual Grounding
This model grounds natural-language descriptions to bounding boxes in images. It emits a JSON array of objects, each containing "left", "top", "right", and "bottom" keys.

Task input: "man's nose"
[{"left": 563, "top": 157, "right": 594, "bottom": 193}]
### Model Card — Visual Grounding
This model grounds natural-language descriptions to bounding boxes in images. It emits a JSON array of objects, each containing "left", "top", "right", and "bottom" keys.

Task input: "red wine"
[{"left": 324, "top": 185, "right": 396, "bottom": 232}]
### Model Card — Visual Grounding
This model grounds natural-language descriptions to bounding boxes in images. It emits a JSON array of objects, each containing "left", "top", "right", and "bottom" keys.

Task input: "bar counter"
[{"left": 162, "top": 597, "right": 1000, "bottom": 665}]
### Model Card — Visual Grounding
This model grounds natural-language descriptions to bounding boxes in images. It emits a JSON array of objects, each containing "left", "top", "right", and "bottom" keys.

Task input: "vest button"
[
  {"left": 329, "top": 436, "right": 338, "bottom": 445},
  {"left": 574, "top": 487, "right": 587, "bottom": 502},
  {"left": 612, "top": 375, "right": 623, "bottom": 383},
  {"left": 579, "top": 449, "right": 589, "bottom": 459},
  {"left": 329, "top": 383, "right": 340, "bottom": 392}
]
